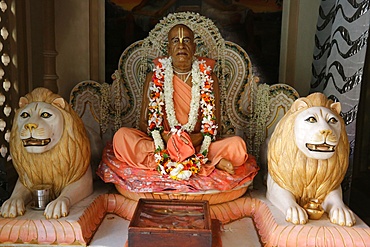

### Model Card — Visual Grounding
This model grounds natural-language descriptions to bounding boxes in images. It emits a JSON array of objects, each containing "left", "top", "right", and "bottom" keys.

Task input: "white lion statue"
[
  {"left": 1, "top": 87, "right": 93, "bottom": 219},
  {"left": 266, "top": 92, "right": 356, "bottom": 226}
]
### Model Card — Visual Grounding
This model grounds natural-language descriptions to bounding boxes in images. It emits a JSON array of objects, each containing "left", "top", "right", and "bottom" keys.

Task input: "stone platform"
[{"left": 0, "top": 180, "right": 369, "bottom": 246}]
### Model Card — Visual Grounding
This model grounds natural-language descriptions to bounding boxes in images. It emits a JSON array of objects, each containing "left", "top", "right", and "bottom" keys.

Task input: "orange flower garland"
[{"left": 148, "top": 57, "right": 217, "bottom": 180}]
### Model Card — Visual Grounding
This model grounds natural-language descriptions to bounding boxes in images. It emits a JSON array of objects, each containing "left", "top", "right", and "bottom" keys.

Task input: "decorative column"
[{"left": 43, "top": 0, "right": 58, "bottom": 93}]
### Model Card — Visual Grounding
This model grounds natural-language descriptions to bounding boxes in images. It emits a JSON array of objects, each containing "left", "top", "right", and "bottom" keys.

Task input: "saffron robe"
[{"left": 97, "top": 58, "right": 259, "bottom": 192}]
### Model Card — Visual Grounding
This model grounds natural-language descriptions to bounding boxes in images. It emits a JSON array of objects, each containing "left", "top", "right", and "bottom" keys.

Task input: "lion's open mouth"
[
  {"left": 306, "top": 143, "right": 335, "bottom": 152},
  {"left": 22, "top": 137, "right": 51, "bottom": 147}
]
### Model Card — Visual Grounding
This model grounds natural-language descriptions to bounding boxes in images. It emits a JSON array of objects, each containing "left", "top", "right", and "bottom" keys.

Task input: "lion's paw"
[
  {"left": 44, "top": 196, "right": 71, "bottom": 219},
  {"left": 286, "top": 205, "right": 308, "bottom": 225},
  {"left": 0, "top": 197, "right": 26, "bottom": 218},
  {"left": 329, "top": 205, "right": 356, "bottom": 227}
]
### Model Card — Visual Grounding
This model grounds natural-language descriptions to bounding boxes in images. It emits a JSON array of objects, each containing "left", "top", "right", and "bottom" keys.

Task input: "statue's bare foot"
[{"left": 216, "top": 159, "right": 235, "bottom": 175}]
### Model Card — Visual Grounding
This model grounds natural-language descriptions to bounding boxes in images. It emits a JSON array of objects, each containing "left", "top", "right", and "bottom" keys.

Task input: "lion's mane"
[
  {"left": 10, "top": 88, "right": 90, "bottom": 200},
  {"left": 268, "top": 93, "right": 349, "bottom": 206}
]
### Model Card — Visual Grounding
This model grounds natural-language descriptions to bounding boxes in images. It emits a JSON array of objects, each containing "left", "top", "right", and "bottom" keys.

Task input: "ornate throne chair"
[{"left": 70, "top": 12, "right": 298, "bottom": 204}]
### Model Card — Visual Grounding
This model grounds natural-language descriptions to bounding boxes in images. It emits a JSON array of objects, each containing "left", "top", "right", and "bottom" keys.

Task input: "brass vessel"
[{"left": 303, "top": 199, "right": 324, "bottom": 220}]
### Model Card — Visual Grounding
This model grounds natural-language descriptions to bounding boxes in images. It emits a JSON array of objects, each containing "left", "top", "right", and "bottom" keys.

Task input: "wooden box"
[{"left": 128, "top": 199, "right": 213, "bottom": 247}]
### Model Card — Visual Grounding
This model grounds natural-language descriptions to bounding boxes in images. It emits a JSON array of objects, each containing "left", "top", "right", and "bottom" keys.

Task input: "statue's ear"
[
  {"left": 290, "top": 98, "right": 309, "bottom": 113},
  {"left": 19, "top": 97, "right": 29, "bottom": 108},
  {"left": 52, "top": 97, "right": 66, "bottom": 109},
  {"left": 330, "top": 102, "right": 341, "bottom": 115}
]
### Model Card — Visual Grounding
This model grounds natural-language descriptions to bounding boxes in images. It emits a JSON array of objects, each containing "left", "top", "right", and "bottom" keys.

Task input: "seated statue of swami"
[{"left": 97, "top": 24, "right": 259, "bottom": 193}]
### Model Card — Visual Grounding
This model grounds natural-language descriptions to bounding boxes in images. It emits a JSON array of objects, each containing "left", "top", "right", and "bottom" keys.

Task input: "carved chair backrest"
[{"left": 112, "top": 12, "right": 255, "bottom": 137}]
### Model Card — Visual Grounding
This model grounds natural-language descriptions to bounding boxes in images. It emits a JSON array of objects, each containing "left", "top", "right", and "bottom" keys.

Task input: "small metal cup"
[{"left": 31, "top": 184, "right": 51, "bottom": 210}]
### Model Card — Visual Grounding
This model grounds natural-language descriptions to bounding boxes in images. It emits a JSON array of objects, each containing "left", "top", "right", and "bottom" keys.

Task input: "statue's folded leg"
[
  {"left": 202, "top": 136, "right": 249, "bottom": 176},
  {"left": 113, "top": 127, "right": 157, "bottom": 170}
]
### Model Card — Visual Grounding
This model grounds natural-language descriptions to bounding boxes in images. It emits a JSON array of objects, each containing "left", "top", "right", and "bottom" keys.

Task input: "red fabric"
[{"left": 97, "top": 141, "right": 259, "bottom": 192}]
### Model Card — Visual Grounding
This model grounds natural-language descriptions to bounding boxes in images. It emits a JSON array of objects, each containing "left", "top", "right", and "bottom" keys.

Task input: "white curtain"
[{"left": 311, "top": 0, "right": 370, "bottom": 202}]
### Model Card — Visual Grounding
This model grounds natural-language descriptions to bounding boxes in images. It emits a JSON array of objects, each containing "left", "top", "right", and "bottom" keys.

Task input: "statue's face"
[
  {"left": 168, "top": 25, "right": 195, "bottom": 69},
  {"left": 294, "top": 106, "right": 341, "bottom": 160},
  {"left": 16, "top": 101, "right": 64, "bottom": 153}
]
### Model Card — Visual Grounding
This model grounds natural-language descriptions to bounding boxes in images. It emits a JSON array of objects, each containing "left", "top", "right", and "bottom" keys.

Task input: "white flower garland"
[
  {"left": 162, "top": 58, "right": 201, "bottom": 133},
  {"left": 148, "top": 57, "right": 218, "bottom": 180}
]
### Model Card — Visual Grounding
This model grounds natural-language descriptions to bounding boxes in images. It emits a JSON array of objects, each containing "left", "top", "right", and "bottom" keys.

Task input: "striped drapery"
[{"left": 311, "top": 0, "right": 370, "bottom": 201}]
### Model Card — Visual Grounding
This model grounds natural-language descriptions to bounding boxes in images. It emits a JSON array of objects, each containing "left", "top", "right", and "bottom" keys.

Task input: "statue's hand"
[
  {"left": 0, "top": 197, "right": 26, "bottom": 217},
  {"left": 44, "top": 196, "right": 71, "bottom": 219},
  {"left": 189, "top": 132, "right": 204, "bottom": 147},
  {"left": 161, "top": 131, "right": 171, "bottom": 145}
]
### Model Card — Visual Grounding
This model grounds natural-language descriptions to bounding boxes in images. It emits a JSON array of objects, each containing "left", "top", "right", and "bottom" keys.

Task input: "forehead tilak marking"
[{"left": 178, "top": 27, "right": 184, "bottom": 43}]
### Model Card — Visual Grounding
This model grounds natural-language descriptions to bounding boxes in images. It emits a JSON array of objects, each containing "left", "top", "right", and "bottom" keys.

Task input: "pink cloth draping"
[{"left": 98, "top": 141, "right": 258, "bottom": 192}]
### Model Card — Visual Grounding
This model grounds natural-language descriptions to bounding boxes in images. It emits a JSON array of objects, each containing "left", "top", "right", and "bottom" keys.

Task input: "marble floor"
[
  {"left": 89, "top": 213, "right": 261, "bottom": 247},
  {"left": 89, "top": 181, "right": 263, "bottom": 246}
]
